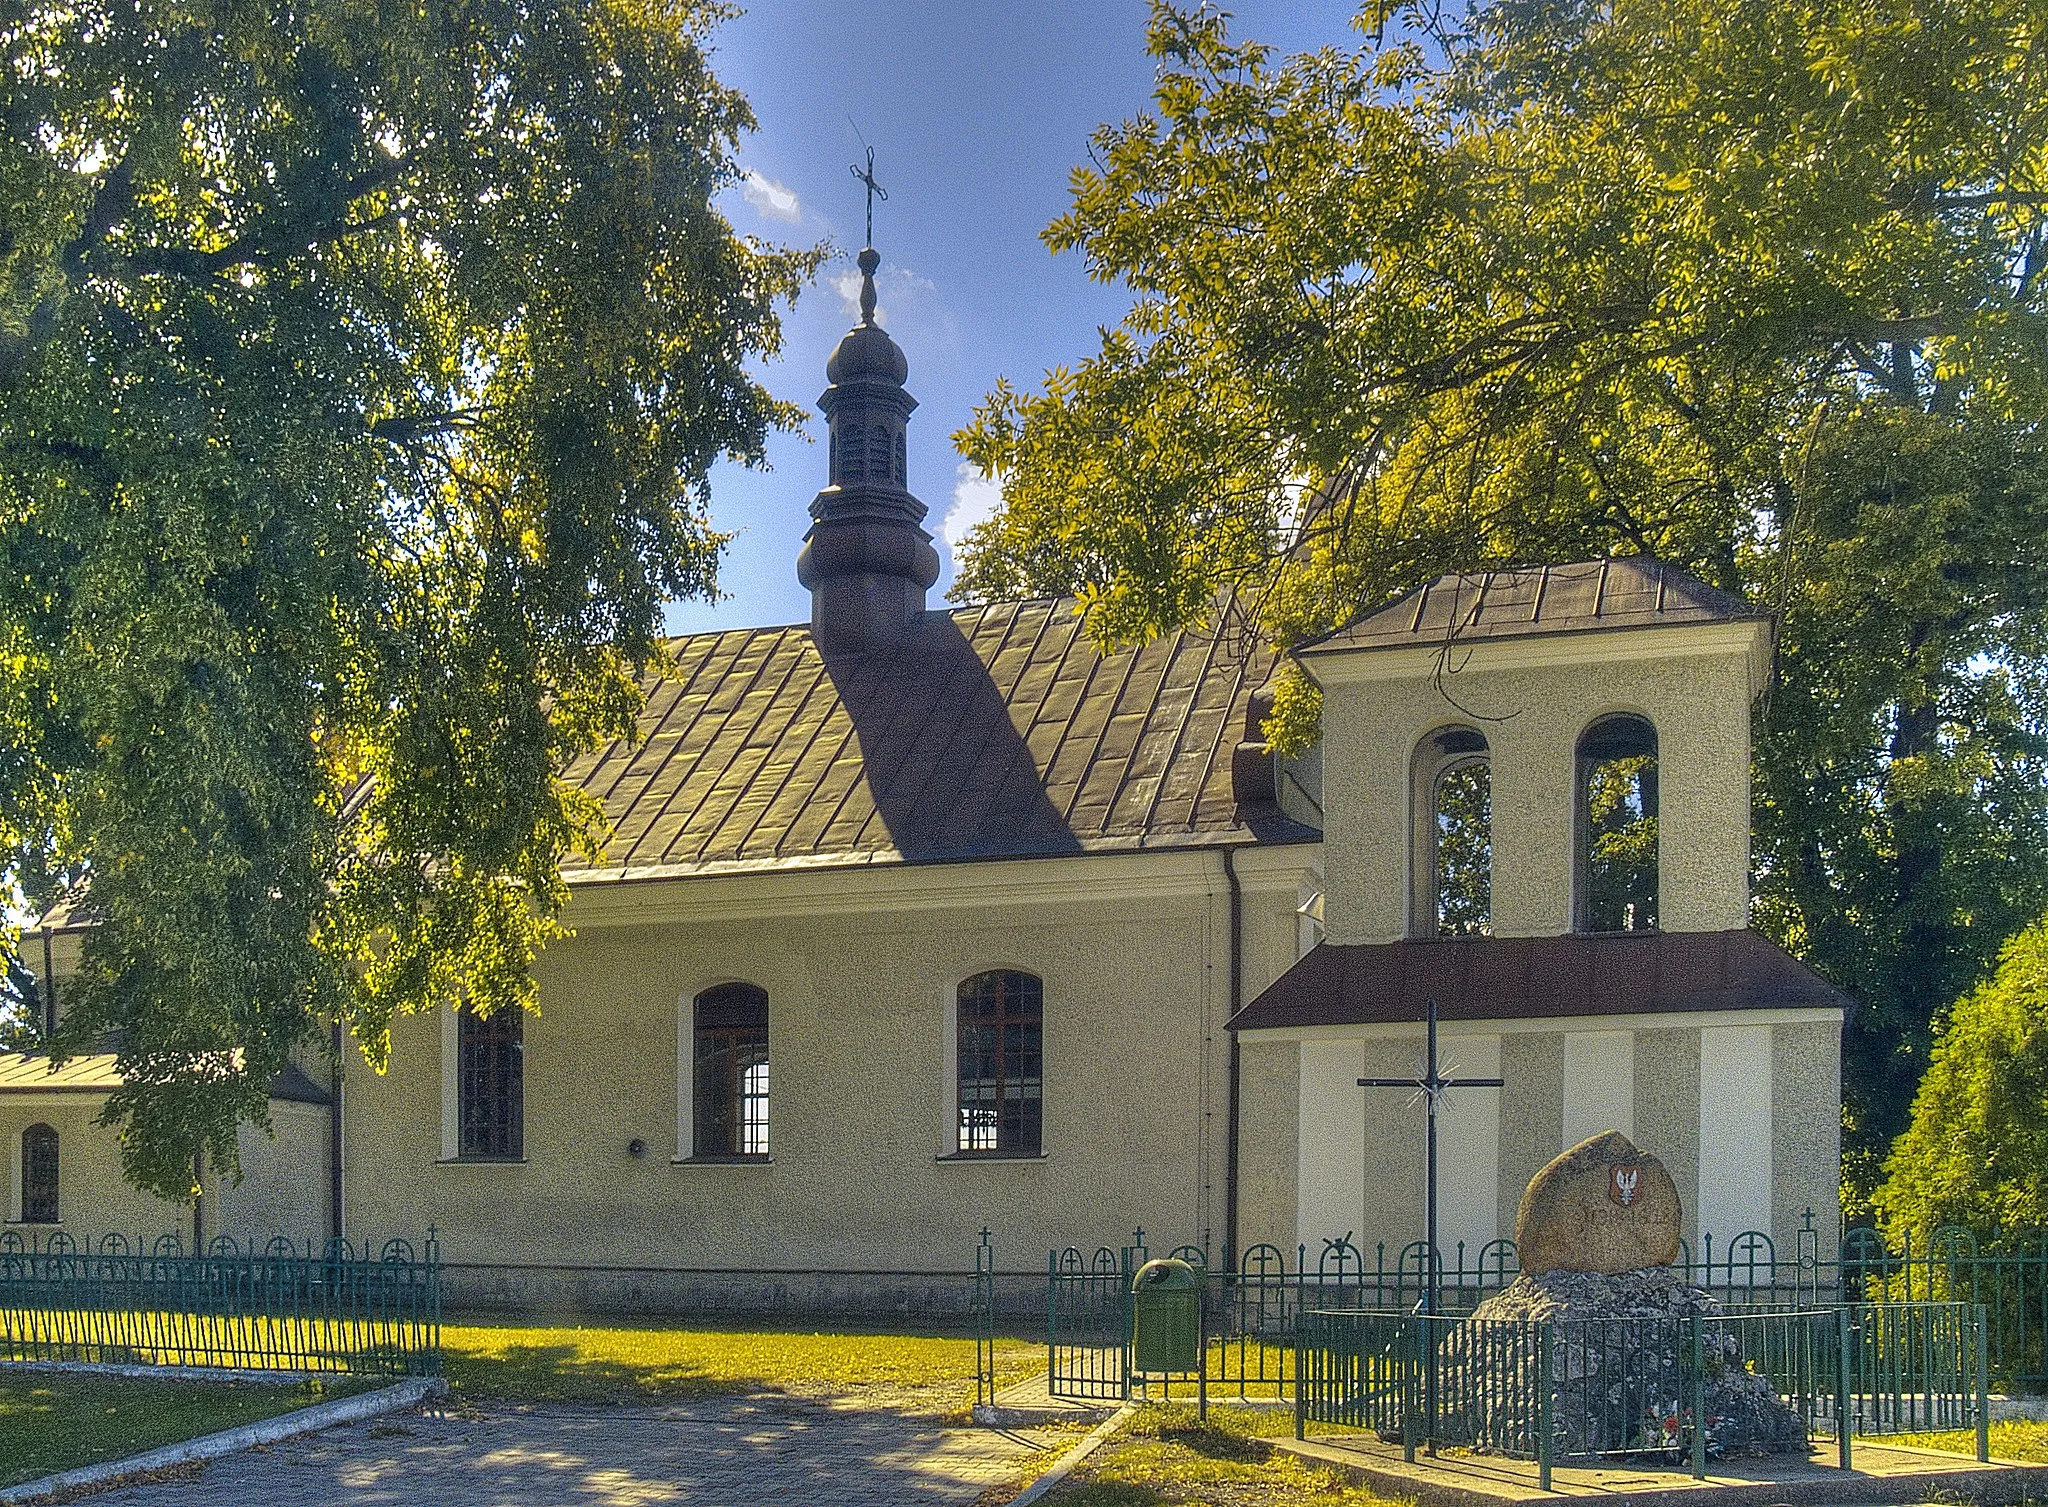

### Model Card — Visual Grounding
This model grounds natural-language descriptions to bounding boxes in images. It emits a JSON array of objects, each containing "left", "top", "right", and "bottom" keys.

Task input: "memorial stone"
[{"left": 1514, "top": 1130, "right": 1682, "bottom": 1275}]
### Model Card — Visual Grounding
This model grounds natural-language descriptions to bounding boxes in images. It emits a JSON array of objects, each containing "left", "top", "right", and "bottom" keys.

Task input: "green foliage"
[
  {"left": 0, "top": 1, "right": 816, "bottom": 1196},
  {"left": 954, "top": 0, "right": 2048, "bottom": 1186},
  {"left": 1433, "top": 759, "right": 1491, "bottom": 936},
  {"left": 1872, "top": 918, "right": 2048, "bottom": 1245},
  {"left": 1584, "top": 756, "right": 1658, "bottom": 933}
]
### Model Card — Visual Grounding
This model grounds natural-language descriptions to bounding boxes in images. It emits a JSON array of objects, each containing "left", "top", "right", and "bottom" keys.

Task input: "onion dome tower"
[{"left": 796, "top": 246, "right": 940, "bottom": 656}]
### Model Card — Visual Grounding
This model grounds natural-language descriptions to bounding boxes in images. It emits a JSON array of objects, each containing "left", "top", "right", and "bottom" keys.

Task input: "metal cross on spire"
[
  {"left": 1359, "top": 996, "right": 1505, "bottom": 1316},
  {"left": 849, "top": 145, "right": 887, "bottom": 248}
]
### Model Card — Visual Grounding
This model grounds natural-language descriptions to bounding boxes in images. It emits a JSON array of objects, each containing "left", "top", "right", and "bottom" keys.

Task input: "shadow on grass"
[
  {"left": 443, "top": 1344, "right": 764, "bottom": 1404},
  {"left": 1155, "top": 1419, "right": 1274, "bottom": 1464}
]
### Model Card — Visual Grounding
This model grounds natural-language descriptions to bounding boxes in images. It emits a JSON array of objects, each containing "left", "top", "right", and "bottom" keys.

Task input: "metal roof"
[
  {"left": 1228, "top": 929, "right": 1852, "bottom": 1032},
  {"left": 560, "top": 598, "right": 1312, "bottom": 879},
  {"left": 1298, "top": 559, "right": 1762, "bottom": 656},
  {"left": 0, "top": 1053, "right": 331, "bottom": 1104}
]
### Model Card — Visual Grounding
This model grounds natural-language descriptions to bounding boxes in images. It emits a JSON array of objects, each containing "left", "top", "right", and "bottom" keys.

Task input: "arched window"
[
  {"left": 957, "top": 970, "right": 1043, "bottom": 1156},
  {"left": 1577, "top": 714, "right": 1659, "bottom": 932},
  {"left": 893, "top": 430, "right": 907, "bottom": 486},
  {"left": 694, "top": 983, "right": 770, "bottom": 1158},
  {"left": 837, "top": 422, "right": 865, "bottom": 481},
  {"left": 457, "top": 1006, "right": 523, "bottom": 1159},
  {"left": 21, "top": 1124, "right": 57, "bottom": 1224},
  {"left": 1413, "top": 728, "right": 1491, "bottom": 936}
]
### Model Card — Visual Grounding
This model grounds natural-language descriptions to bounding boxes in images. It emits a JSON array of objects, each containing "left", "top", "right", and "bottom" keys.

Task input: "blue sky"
[{"left": 672, "top": 0, "right": 1360, "bottom": 634}]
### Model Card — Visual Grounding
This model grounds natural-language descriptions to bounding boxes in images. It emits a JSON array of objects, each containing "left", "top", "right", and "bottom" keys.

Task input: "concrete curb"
[
  {"left": 1005, "top": 1402, "right": 1135, "bottom": 1507},
  {"left": 0, "top": 1360, "right": 316, "bottom": 1387},
  {"left": 1277, "top": 1437, "right": 2048, "bottom": 1507},
  {"left": 0, "top": 1374, "right": 448, "bottom": 1505},
  {"left": 973, "top": 1399, "right": 1111, "bottom": 1428}
]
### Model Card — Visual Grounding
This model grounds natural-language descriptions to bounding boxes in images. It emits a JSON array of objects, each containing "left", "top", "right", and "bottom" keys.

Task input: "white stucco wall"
[
  {"left": 343, "top": 845, "right": 1320, "bottom": 1274},
  {"left": 1305, "top": 623, "right": 1766, "bottom": 945}
]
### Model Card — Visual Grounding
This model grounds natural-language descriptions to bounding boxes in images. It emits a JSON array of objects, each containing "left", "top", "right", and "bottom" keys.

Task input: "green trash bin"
[{"left": 1130, "top": 1257, "right": 1202, "bottom": 1373}]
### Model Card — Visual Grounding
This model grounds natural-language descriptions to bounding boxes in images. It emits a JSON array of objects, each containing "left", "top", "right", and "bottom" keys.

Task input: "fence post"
[
  {"left": 1405, "top": 1315, "right": 1420, "bottom": 1465},
  {"left": 1537, "top": 1318, "right": 1553, "bottom": 1493},
  {"left": 1977, "top": 1303, "right": 1991, "bottom": 1464},
  {"left": 1294, "top": 1317, "right": 1307, "bottom": 1441},
  {"left": 1689, "top": 1311, "right": 1706, "bottom": 1480},
  {"left": 1836, "top": 1304, "right": 1854, "bottom": 1470}
]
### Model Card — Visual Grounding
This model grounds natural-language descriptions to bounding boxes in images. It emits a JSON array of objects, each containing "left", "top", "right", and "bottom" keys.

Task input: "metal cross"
[
  {"left": 849, "top": 145, "right": 887, "bottom": 247},
  {"left": 1359, "top": 996, "right": 1504, "bottom": 1315}
]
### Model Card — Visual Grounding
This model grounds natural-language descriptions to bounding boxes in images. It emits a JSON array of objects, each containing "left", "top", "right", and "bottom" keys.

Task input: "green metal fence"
[
  {"left": 0, "top": 1230, "right": 442, "bottom": 1376},
  {"left": 1113, "top": 1220, "right": 2047, "bottom": 1399},
  {"left": 1296, "top": 1302, "right": 1988, "bottom": 1482},
  {"left": 1047, "top": 1241, "right": 1137, "bottom": 1402},
  {"left": 994, "top": 1222, "right": 2038, "bottom": 1410}
]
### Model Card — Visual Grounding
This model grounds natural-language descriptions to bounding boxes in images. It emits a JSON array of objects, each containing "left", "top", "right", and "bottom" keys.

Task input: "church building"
[{"left": 5, "top": 246, "right": 1849, "bottom": 1304}]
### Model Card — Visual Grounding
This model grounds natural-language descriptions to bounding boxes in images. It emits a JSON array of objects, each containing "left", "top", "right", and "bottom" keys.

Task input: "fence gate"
[{"left": 1048, "top": 1241, "right": 1138, "bottom": 1400}]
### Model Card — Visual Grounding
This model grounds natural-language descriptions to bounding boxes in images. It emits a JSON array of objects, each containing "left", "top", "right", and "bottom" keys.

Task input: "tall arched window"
[
  {"left": 457, "top": 1006, "right": 524, "bottom": 1159},
  {"left": 1413, "top": 728, "right": 1491, "bottom": 936},
  {"left": 957, "top": 970, "right": 1043, "bottom": 1156},
  {"left": 21, "top": 1123, "right": 57, "bottom": 1224},
  {"left": 694, "top": 983, "right": 770, "bottom": 1158},
  {"left": 1577, "top": 714, "right": 1659, "bottom": 932}
]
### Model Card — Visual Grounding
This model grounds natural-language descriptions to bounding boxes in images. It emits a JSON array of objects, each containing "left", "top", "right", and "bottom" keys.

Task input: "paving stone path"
[{"left": 85, "top": 1395, "right": 1058, "bottom": 1507}]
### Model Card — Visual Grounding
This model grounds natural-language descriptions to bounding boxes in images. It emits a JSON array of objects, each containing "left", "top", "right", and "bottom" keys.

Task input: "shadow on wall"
[{"left": 822, "top": 614, "right": 1084, "bottom": 862}]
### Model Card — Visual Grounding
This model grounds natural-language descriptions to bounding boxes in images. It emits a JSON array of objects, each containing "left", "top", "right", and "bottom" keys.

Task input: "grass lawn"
[
  {"left": 441, "top": 1320, "right": 1041, "bottom": 1408},
  {"left": 0, "top": 1372, "right": 361, "bottom": 1489},
  {"left": 1037, "top": 1404, "right": 1398, "bottom": 1505},
  {"left": 1888, "top": 1418, "right": 2047, "bottom": 1460}
]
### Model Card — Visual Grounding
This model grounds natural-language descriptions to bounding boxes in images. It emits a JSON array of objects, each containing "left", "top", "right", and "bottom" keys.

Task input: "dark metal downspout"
[
  {"left": 39, "top": 928, "right": 56, "bottom": 1039},
  {"left": 329, "top": 1017, "right": 345, "bottom": 1245},
  {"left": 1223, "top": 847, "right": 1244, "bottom": 1274}
]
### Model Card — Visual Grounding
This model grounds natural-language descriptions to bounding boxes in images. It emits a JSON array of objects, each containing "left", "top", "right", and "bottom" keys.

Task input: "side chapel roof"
[
  {"left": 1229, "top": 929, "right": 1853, "bottom": 1032},
  {"left": 1299, "top": 558, "right": 1763, "bottom": 656},
  {"left": 558, "top": 597, "right": 1312, "bottom": 880},
  {"left": 0, "top": 1052, "right": 330, "bottom": 1104}
]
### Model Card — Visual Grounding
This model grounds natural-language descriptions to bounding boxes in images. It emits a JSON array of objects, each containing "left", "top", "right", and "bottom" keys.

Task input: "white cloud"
[
  {"left": 830, "top": 262, "right": 959, "bottom": 355},
  {"left": 740, "top": 170, "right": 801, "bottom": 224},
  {"left": 943, "top": 463, "right": 1005, "bottom": 549},
  {"left": 831, "top": 268, "right": 869, "bottom": 321}
]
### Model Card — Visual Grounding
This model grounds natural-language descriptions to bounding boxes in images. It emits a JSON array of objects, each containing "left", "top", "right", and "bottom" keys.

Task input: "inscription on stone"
[{"left": 1515, "top": 1130, "right": 1681, "bottom": 1275}]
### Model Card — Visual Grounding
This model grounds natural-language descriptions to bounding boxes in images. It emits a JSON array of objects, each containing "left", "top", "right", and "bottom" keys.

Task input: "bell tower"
[{"left": 796, "top": 246, "right": 940, "bottom": 655}]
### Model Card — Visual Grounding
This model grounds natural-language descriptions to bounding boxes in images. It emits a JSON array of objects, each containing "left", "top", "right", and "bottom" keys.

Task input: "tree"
[
  {"left": 954, "top": 0, "right": 2048, "bottom": 1198},
  {"left": 1872, "top": 917, "right": 2048, "bottom": 1245},
  {"left": 0, "top": 1, "right": 816, "bottom": 1198}
]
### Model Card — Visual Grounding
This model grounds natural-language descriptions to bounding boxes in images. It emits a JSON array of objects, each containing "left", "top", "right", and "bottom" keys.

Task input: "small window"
[
  {"left": 957, "top": 970, "right": 1043, "bottom": 1156},
  {"left": 1413, "top": 727, "right": 1492, "bottom": 936},
  {"left": 1578, "top": 714, "right": 1659, "bottom": 932},
  {"left": 457, "top": 1006, "right": 524, "bottom": 1160},
  {"left": 21, "top": 1123, "right": 57, "bottom": 1224},
  {"left": 694, "top": 984, "right": 770, "bottom": 1158}
]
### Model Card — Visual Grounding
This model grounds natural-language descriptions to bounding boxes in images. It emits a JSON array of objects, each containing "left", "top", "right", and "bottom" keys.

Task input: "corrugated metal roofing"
[
  {"left": 561, "top": 598, "right": 1312, "bottom": 878},
  {"left": 1300, "top": 559, "right": 1761, "bottom": 655},
  {"left": 0, "top": 1052, "right": 125, "bottom": 1092},
  {"left": 1228, "top": 929, "right": 1852, "bottom": 1032},
  {"left": 0, "top": 1053, "right": 332, "bottom": 1104}
]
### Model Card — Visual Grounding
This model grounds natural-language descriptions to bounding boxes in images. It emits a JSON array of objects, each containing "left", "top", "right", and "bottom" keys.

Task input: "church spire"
[{"left": 796, "top": 221, "right": 938, "bottom": 655}]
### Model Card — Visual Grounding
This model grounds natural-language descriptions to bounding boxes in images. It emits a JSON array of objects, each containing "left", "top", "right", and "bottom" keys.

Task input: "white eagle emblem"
[{"left": 1610, "top": 1165, "right": 1641, "bottom": 1207}]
